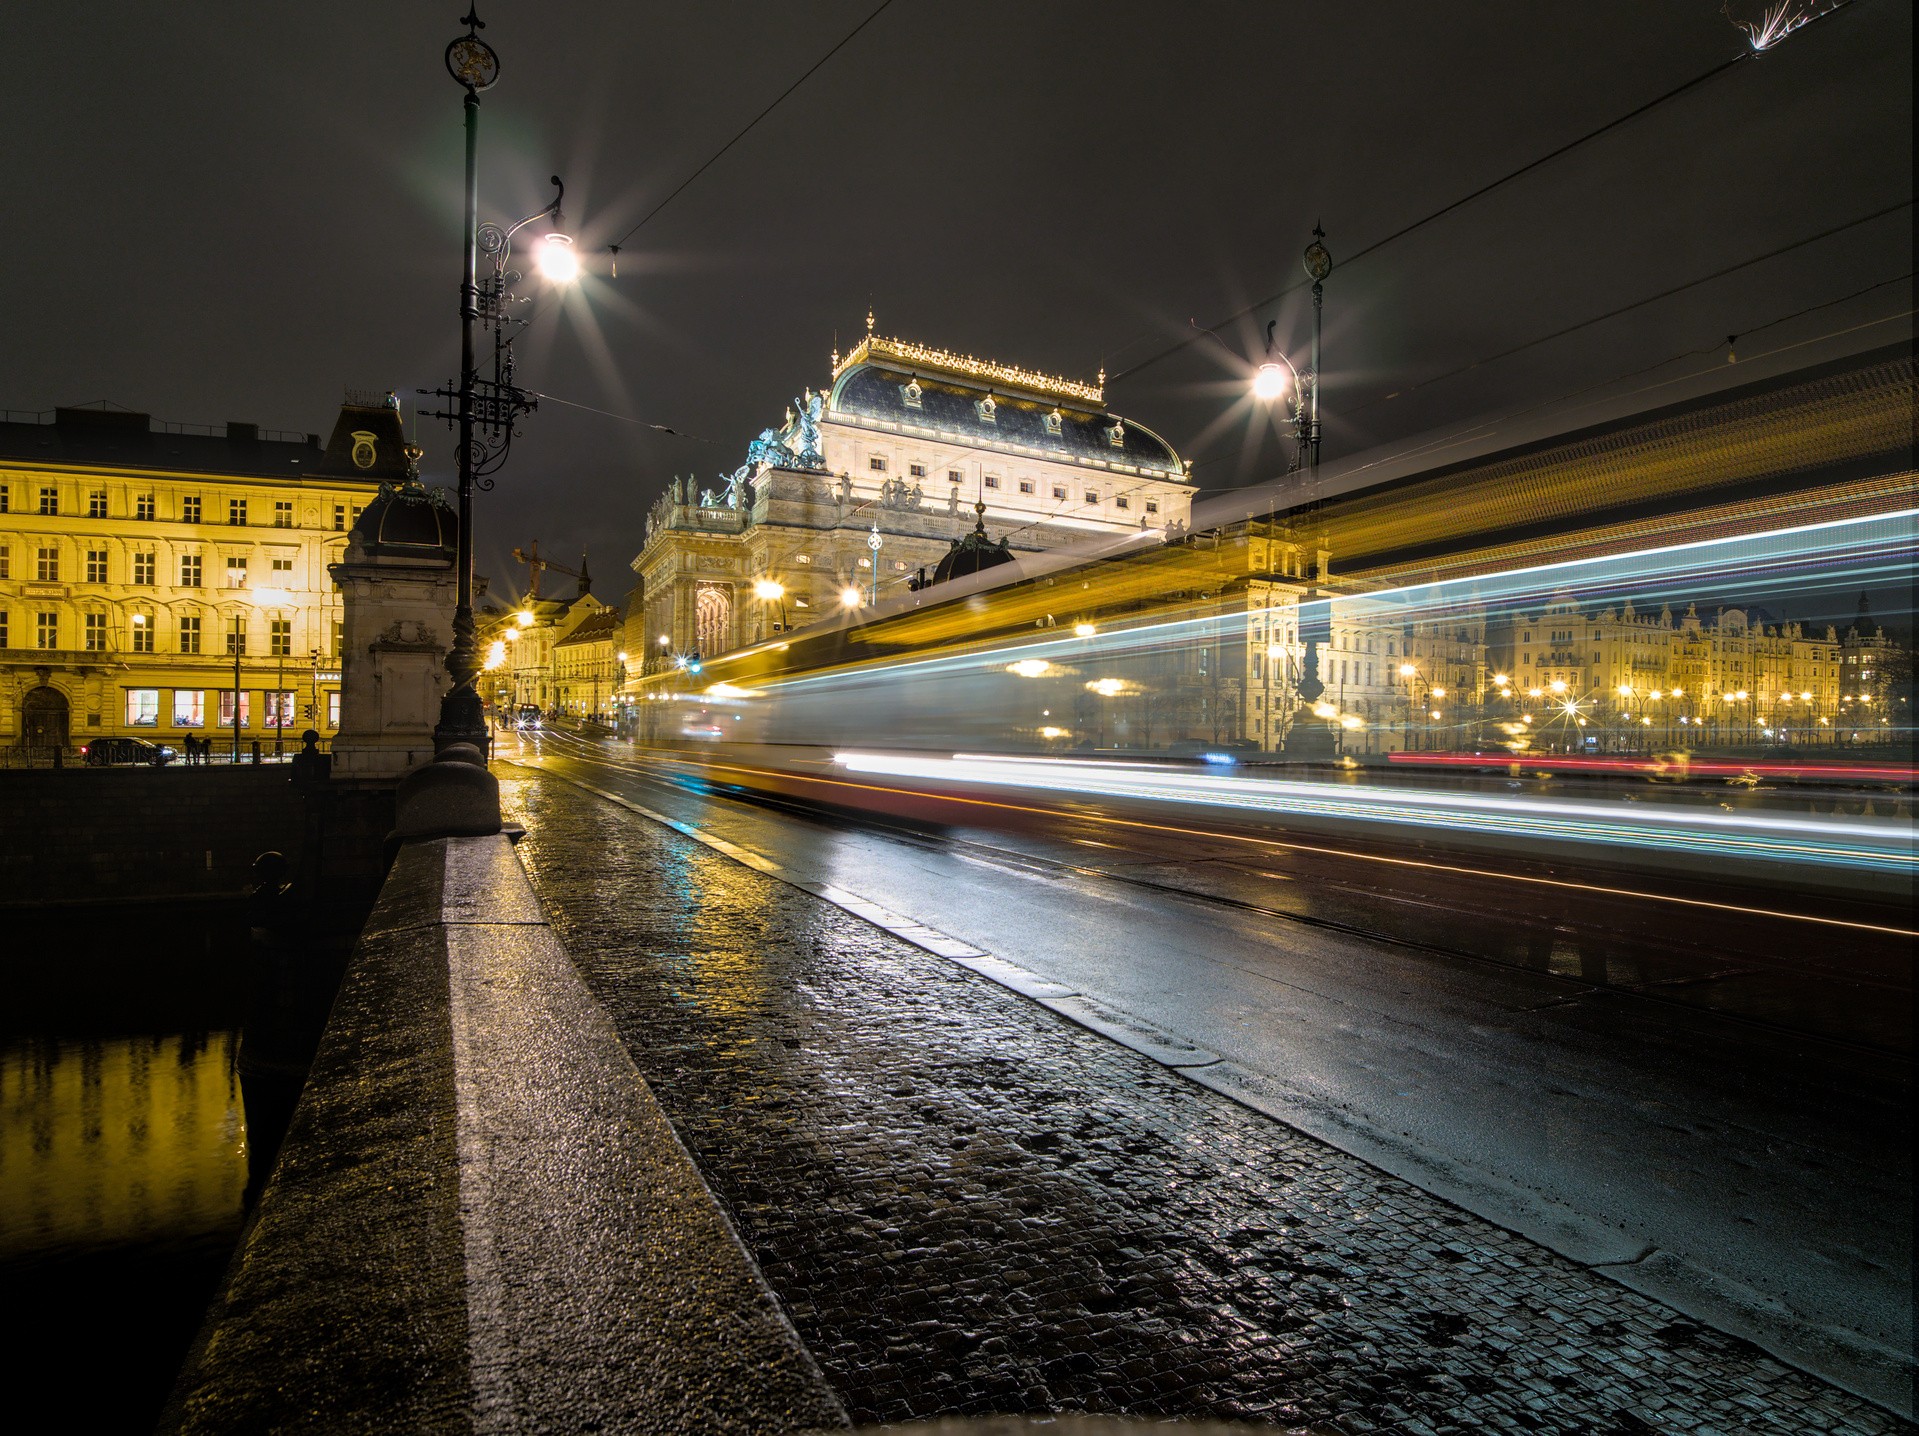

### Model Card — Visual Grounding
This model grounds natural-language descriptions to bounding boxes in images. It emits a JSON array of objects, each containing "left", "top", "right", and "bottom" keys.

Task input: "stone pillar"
[{"left": 326, "top": 483, "right": 458, "bottom": 781}]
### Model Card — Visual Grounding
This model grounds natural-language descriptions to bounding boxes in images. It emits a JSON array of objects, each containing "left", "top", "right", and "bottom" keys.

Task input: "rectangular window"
[
  {"left": 88, "top": 490, "right": 108, "bottom": 518},
  {"left": 0, "top": 612, "right": 7, "bottom": 648},
  {"left": 218, "top": 690, "right": 251, "bottom": 728},
  {"left": 226, "top": 556, "right": 248, "bottom": 587},
  {"left": 173, "top": 690, "right": 205, "bottom": 727},
  {"left": 39, "top": 486, "right": 58, "bottom": 516},
  {"left": 179, "top": 616, "right": 201, "bottom": 654},
  {"left": 908, "top": 464, "right": 927, "bottom": 478},
  {"left": 331, "top": 619, "right": 343, "bottom": 658},
  {"left": 0, "top": 484, "right": 8, "bottom": 512},
  {"left": 181, "top": 554, "right": 202, "bottom": 587},
  {"left": 182, "top": 495, "right": 201, "bottom": 523},
  {"left": 947, "top": 470, "right": 962, "bottom": 485},
  {"left": 36, "top": 547, "right": 59, "bottom": 582},
  {"left": 133, "top": 552, "right": 155, "bottom": 585},
  {"left": 130, "top": 616, "right": 154, "bottom": 653},
  {"left": 351, "top": 505, "right": 364, "bottom": 528},
  {"left": 1115, "top": 496, "right": 1129, "bottom": 510},
  {"left": 228, "top": 498, "right": 247, "bottom": 526},
  {"left": 1052, "top": 485, "right": 1067, "bottom": 500},
  {"left": 37, "top": 612, "right": 58, "bottom": 649},
  {"left": 327, "top": 691, "right": 341, "bottom": 727},
  {"left": 333, "top": 503, "right": 347, "bottom": 531},
  {"left": 84, "top": 613, "right": 107, "bottom": 651},
  {"left": 1084, "top": 490, "right": 1099, "bottom": 504},
  {"left": 126, "top": 689, "right": 160, "bottom": 727},
  {"left": 85, "top": 550, "right": 107, "bottom": 583},
  {"left": 1145, "top": 500, "right": 1159, "bottom": 514},
  {"left": 868, "top": 456, "right": 887, "bottom": 472},
  {"left": 984, "top": 475, "right": 1000, "bottom": 489},
  {"left": 0, "top": 546, "right": 8, "bottom": 579},
  {"left": 1018, "top": 480, "right": 1034, "bottom": 494},
  {"left": 264, "top": 691, "right": 295, "bottom": 729},
  {"left": 270, "top": 556, "right": 293, "bottom": 573},
  {"left": 226, "top": 624, "right": 247, "bottom": 656},
  {"left": 270, "top": 619, "right": 291, "bottom": 657},
  {"left": 273, "top": 500, "right": 294, "bottom": 528},
  {"left": 136, "top": 494, "right": 155, "bottom": 521}
]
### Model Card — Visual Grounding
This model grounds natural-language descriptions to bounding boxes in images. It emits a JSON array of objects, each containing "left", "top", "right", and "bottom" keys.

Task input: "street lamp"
[
  {"left": 425, "top": 6, "right": 581, "bottom": 756},
  {"left": 753, "top": 578, "right": 789, "bottom": 638}
]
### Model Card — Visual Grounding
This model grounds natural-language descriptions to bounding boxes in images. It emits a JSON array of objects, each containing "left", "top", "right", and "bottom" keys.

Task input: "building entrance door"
[{"left": 21, "top": 686, "right": 70, "bottom": 752}]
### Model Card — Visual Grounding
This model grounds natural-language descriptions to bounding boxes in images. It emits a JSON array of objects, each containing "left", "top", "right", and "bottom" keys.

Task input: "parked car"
[{"left": 81, "top": 736, "right": 177, "bottom": 766}]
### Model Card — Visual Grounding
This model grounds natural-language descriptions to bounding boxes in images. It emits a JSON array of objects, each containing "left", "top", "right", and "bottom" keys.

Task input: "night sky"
[{"left": 3, "top": 2, "right": 1910, "bottom": 608}]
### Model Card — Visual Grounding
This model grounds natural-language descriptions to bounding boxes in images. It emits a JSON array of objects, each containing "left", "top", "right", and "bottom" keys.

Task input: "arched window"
[{"left": 695, "top": 584, "right": 731, "bottom": 656}]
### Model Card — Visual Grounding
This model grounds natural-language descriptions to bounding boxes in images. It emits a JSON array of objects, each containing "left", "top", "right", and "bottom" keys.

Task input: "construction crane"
[{"left": 510, "top": 540, "right": 592, "bottom": 600}]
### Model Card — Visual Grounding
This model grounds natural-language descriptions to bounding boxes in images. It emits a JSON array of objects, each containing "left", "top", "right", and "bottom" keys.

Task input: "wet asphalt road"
[{"left": 497, "top": 729, "right": 1912, "bottom": 1429}]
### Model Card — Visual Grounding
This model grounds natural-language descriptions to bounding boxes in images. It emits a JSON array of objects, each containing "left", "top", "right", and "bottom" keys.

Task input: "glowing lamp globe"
[
  {"left": 536, "top": 233, "right": 580, "bottom": 284},
  {"left": 753, "top": 579, "right": 786, "bottom": 602},
  {"left": 1252, "top": 363, "right": 1289, "bottom": 402}
]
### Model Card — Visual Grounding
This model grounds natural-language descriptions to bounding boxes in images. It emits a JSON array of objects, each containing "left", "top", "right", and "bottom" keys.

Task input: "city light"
[
  {"left": 1398, "top": 663, "right": 1416, "bottom": 678},
  {"left": 517, "top": 610, "right": 534, "bottom": 627},
  {"left": 1252, "top": 363, "right": 1290, "bottom": 402},
  {"left": 840, "top": 586, "right": 866, "bottom": 609},
  {"left": 1008, "top": 659, "right": 1053, "bottom": 678},
  {"left": 535, "top": 232, "right": 580, "bottom": 283},
  {"left": 1074, "top": 622, "right": 1098, "bottom": 637},
  {"left": 1087, "top": 678, "right": 1125, "bottom": 697},
  {"left": 754, "top": 579, "right": 786, "bottom": 602}
]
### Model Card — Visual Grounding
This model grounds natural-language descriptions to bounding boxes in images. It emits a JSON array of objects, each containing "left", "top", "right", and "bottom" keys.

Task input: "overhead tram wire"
[
  {"left": 608, "top": 0, "right": 898, "bottom": 250},
  {"left": 1345, "top": 198, "right": 1915, "bottom": 417},
  {"left": 1104, "top": 0, "right": 1864, "bottom": 386}
]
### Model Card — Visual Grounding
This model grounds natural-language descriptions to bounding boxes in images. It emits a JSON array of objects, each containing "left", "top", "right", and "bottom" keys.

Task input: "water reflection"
[{"left": 0, "top": 1031, "right": 246, "bottom": 1262}]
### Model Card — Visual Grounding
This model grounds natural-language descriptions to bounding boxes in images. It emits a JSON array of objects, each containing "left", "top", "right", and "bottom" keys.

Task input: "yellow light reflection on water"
[{"left": 0, "top": 1034, "right": 246, "bottom": 1261}]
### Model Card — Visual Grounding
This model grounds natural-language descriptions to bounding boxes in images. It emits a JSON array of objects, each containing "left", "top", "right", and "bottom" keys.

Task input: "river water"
[{"left": 0, "top": 911, "right": 251, "bottom": 1431}]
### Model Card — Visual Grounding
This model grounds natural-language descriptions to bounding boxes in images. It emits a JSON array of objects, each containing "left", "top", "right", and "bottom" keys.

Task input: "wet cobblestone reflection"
[{"left": 504, "top": 775, "right": 1901, "bottom": 1434}]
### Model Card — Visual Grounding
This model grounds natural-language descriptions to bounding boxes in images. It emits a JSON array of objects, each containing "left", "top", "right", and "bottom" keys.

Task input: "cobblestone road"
[{"left": 503, "top": 773, "right": 1908, "bottom": 1435}]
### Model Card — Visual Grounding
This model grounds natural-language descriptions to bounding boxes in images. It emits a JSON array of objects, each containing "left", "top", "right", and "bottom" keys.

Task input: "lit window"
[
  {"left": 331, "top": 620, "right": 343, "bottom": 656},
  {"left": 84, "top": 613, "right": 107, "bottom": 651},
  {"left": 88, "top": 490, "right": 108, "bottom": 518},
  {"left": 179, "top": 616, "right": 201, "bottom": 654},
  {"left": 36, "top": 547, "right": 58, "bottom": 581},
  {"left": 218, "top": 690, "right": 251, "bottom": 728},
  {"left": 264, "top": 691, "right": 295, "bottom": 728},
  {"left": 327, "top": 691, "right": 341, "bottom": 727},
  {"left": 130, "top": 616, "right": 153, "bottom": 653},
  {"left": 182, "top": 495, "right": 202, "bottom": 524},
  {"left": 126, "top": 689, "right": 160, "bottom": 726},
  {"left": 86, "top": 550, "right": 107, "bottom": 583},
  {"left": 274, "top": 500, "right": 294, "bottom": 528},
  {"left": 173, "top": 690, "right": 205, "bottom": 727},
  {"left": 226, "top": 556, "right": 248, "bottom": 588}
]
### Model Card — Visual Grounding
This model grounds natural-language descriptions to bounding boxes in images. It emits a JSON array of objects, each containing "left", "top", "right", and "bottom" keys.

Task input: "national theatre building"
[{"left": 628, "top": 319, "right": 1196, "bottom": 670}]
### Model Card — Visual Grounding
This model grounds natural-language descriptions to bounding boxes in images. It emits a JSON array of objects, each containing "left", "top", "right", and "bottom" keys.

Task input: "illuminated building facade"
[
  {"left": 551, "top": 607, "right": 622, "bottom": 721},
  {"left": 479, "top": 578, "right": 610, "bottom": 718},
  {"left": 629, "top": 321, "right": 1196, "bottom": 673},
  {"left": 0, "top": 396, "right": 402, "bottom": 755}
]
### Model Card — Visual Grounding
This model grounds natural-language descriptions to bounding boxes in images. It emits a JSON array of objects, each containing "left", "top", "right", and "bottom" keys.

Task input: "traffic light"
[
  {"left": 687, "top": 652, "right": 704, "bottom": 675},
  {"left": 302, "top": 703, "right": 315, "bottom": 719}
]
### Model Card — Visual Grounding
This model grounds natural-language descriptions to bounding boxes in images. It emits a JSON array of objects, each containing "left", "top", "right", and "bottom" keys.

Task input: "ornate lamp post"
[{"left": 426, "top": 7, "right": 579, "bottom": 755}]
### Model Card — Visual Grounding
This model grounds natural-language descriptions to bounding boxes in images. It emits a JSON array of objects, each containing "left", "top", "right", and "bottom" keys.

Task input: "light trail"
[
  {"left": 511, "top": 734, "right": 1919, "bottom": 939},
  {"left": 832, "top": 752, "right": 1913, "bottom": 873}
]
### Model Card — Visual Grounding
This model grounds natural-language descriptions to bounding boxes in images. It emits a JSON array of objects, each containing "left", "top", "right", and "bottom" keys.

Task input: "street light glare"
[
  {"left": 1252, "top": 363, "right": 1289, "bottom": 402},
  {"left": 536, "top": 233, "right": 580, "bottom": 284},
  {"left": 754, "top": 579, "right": 786, "bottom": 601},
  {"left": 517, "top": 610, "right": 534, "bottom": 627},
  {"left": 839, "top": 586, "right": 865, "bottom": 609}
]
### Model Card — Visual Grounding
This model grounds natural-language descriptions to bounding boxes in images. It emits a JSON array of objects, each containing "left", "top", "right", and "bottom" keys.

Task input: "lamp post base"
[{"left": 433, "top": 684, "right": 492, "bottom": 758}]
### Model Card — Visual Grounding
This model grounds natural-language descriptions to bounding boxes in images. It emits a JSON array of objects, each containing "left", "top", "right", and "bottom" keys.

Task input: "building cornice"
[{"left": 832, "top": 332, "right": 1104, "bottom": 406}]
